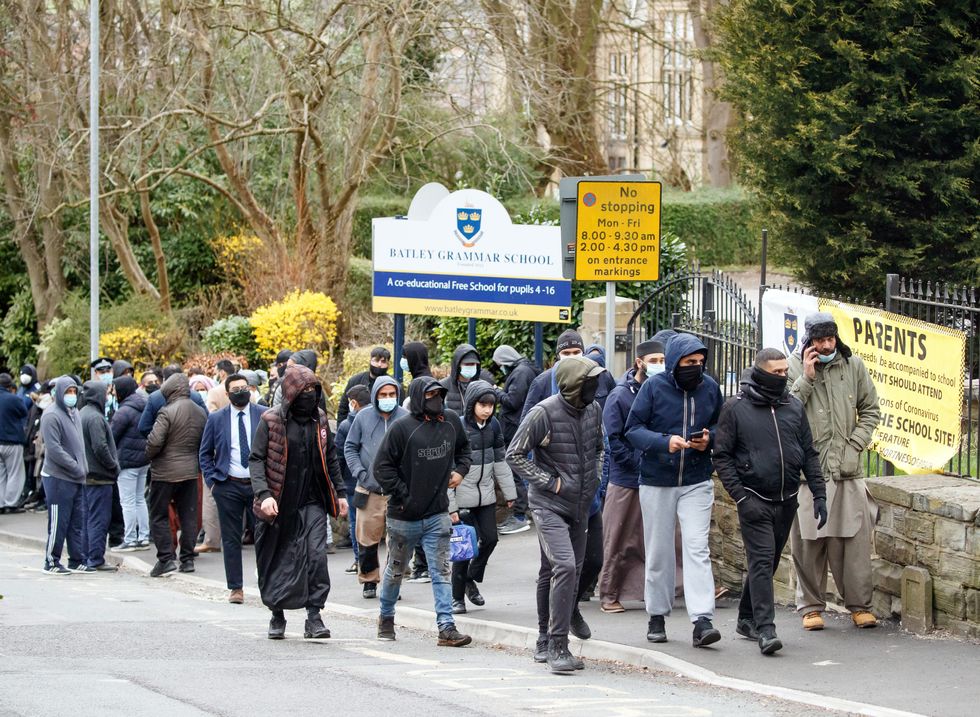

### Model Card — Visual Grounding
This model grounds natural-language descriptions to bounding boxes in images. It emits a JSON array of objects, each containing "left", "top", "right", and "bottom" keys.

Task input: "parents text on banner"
[{"left": 372, "top": 187, "right": 571, "bottom": 323}]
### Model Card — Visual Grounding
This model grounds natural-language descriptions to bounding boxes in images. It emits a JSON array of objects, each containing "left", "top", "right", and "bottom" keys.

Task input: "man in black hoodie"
[
  {"left": 372, "top": 376, "right": 473, "bottom": 647},
  {"left": 713, "top": 349, "right": 827, "bottom": 655},
  {"left": 79, "top": 381, "right": 121, "bottom": 571},
  {"left": 440, "top": 344, "right": 495, "bottom": 415}
]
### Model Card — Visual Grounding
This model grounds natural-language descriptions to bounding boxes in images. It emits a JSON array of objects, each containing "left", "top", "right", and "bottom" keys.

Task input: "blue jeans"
[
  {"left": 117, "top": 466, "right": 150, "bottom": 544},
  {"left": 379, "top": 513, "right": 453, "bottom": 630}
]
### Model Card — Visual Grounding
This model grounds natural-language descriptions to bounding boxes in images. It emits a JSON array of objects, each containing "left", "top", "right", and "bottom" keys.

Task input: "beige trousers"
[
  {"left": 355, "top": 487, "right": 388, "bottom": 584},
  {"left": 202, "top": 483, "right": 221, "bottom": 548},
  {"left": 790, "top": 515, "right": 874, "bottom": 614}
]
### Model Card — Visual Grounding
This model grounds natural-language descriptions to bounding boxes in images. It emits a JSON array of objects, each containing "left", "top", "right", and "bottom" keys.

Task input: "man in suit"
[{"left": 200, "top": 373, "right": 268, "bottom": 603}]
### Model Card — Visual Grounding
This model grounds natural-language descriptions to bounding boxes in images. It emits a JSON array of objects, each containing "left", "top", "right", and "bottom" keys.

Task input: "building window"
[
  {"left": 662, "top": 12, "right": 694, "bottom": 124},
  {"left": 609, "top": 83, "right": 629, "bottom": 139},
  {"left": 608, "top": 156, "right": 627, "bottom": 172}
]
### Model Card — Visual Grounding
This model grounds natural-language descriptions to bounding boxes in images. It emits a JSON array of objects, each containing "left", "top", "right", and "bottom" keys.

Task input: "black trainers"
[
  {"left": 693, "top": 617, "right": 721, "bottom": 647},
  {"left": 149, "top": 560, "right": 177, "bottom": 577},
  {"left": 465, "top": 580, "right": 485, "bottom": 606},
  {"left": 546, "top": 635, "right": 578, "bottom": 673},
  {"left": 268, "top": 613, "right": 286, "bottom": 640},
  {"left": 43, "top": 564, "right": 71, "bottom": 575},
  {"left": 758, "top": 626, "right": 783, "bottom": 655},
  {"left": 363, "top": 582, "right": 377, "bottom": 599},
  {"left": 736, "top": 617, "right": 759, "bottom": 640},
  {"left": 94, "top": 563, "right": 119, "bottom": 572},
  {"left": 646, "top": 615, "right": 667, "bottom": 643},
  {"left": 569, "top": 607, "right": 591, "bottom": 640},
  {"left": 533, "top": 633, "right": 549, "bottom": 663},
  {"left": 304, "top": 615, "right": 331, "bottom": 639},
  {"left": 437, "top": 626, "right": 472, "bottom": 647},
  {"left": 452, "top": 599, "right": 467, "bottom": 615},
  {"left": 377, "top": 615, "right": 396, "bottom": 641},
  {"left": 178, "top": 560, "right": 195, "bottom": 573}
]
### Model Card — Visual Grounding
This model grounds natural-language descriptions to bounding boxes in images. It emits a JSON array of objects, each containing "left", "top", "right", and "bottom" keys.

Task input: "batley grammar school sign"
[{"left": 372, "top": 186, "right": 572, "bottom": 323}]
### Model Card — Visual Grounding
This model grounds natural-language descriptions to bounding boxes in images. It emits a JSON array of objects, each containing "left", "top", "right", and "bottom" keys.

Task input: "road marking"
[
  {"left": 348, "top": 647, "right": 441, "bottom": 665},
  {"left": 813, "top": 660, "right": 840, "bottom": 666}
]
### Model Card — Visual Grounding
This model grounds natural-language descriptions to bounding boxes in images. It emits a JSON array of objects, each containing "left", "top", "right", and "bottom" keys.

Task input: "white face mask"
[
  {"left": 249, "top": 390, "right": 259, "bottom": 404},
  {"left": 20, "top": 374, "right": 32, "bottom": 386},
  {"left": 459, "top": 364, "right": 477, "bottom": 379},
  {"left": 38, "top": 395, "right": 53, "bottom": 410},
  {"left": 197, "top": 390, "right": 209, "bottom": 403},
  {"left": 645, "top": 363, "right": 666, "bottom": 376},
  {"left": 399, "top": 358, "right": 409, "bottom": 373}
]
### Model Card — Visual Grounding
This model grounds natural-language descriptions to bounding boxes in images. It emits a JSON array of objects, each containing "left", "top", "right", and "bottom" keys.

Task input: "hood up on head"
[
  {"left": 403, "top": 341, "right": 432, "bottom": 377},
  {"left": 278, "top": 365, "right": 321, "bottom": 418},
  {"left": 584, "top": 343, "right": 607, "bottom": 368},
  {"left": 112, "top": 360, "right": 133, "bottom": 378},
  {"left": 463, "top": 379, "right": 497, "bottom": 420},
  {"left": 665, "top": 333, "right": 708, "bottom": 377},
  {"left": 290, "top": 349, "right": 318, "bottom": 372},
  {"left": 450, "top": 343, "right": 481, "bottom": 380},
  {"left": 161, "top": 373, "right": 191, "bottom": 404},
  {"left": 651, "top": 329, "right": 678, "bottom": 351},
  {"left": 20, "top": 364, "right": 39, "bottom": 384},
  {"left": 555, "top": 356, "right": 604, "bottom": 409},
  {"left": 52, "top": 375, "right": 80, "bottom": 414},
  {"left": 113, "top": 376, "right": 138, "bottom": 404},
  {"left": 370, "top": 375, "right": 401, "bottom": 409},
  {"left": 408, "top": 376, "right": 446, "bottom": 418},
  {"left": 491, "top": 345, "right": 522, "bottom": 367},
  {"left": 82, "top": 380, "right": 107, "bottom": 413},
  {"left": 240, "top": 370, "right": 260, "bottom": 387}
]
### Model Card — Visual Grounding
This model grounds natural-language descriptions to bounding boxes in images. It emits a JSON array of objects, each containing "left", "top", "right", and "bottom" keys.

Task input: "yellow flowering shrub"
[
  {"left": 249, "top": 290, "right": 340, "bottom": 362},
  {"left": 212, "top": 233, "right": 264, "bottom": 286},
  {"left": 99, "top": 325, "right": 184, "bottom": 368}
]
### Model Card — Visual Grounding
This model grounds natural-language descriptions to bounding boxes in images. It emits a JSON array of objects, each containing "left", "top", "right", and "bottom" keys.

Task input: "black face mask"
[
  {"left": 291, "top": 391, "right": 318, "bottom": 420},
  {"left": 369, "top": 364, "right": 388, "bottom": 378},
  {"left": 674, "top": 364, "right": 704, "bottom": 391},
  {"left": 751, "top": 367, "right": 787, "bottom": 402},
  {"left": 423, "top": 394, "right": 444, "bottom": 417},
  {"left": 145, "top": 383, "right": 160, "bottom": 394},
  {"left": 578, "top": 376, "right": 599, "bottom": 407},
  {"left": 229, "top": 390, "right": 251, "bottom": 408}
]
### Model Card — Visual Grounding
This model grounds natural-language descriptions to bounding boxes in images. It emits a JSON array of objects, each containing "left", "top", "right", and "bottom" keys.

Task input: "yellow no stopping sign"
[{"left": 575, "top": 180, "right": 662, "bottom": 281}]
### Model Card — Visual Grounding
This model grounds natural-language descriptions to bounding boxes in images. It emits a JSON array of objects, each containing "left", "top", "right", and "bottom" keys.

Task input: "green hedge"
[{"left": 352, "top": 189, "right": 759, "bottom": 266}]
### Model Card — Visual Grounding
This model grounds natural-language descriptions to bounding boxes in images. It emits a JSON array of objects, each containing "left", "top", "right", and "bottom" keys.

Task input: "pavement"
[{"left": 1, "top": 510, "right": 975, "bottom": 717}]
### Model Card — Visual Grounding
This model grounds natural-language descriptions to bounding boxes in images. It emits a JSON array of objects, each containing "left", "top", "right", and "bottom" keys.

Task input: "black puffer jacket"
[
  {"left": 111, "top": 377, "right": 149, "bottom": 470},
  {"left": 440, "top": 344, "right": 495, "bottom": 415},
  {"left": 713, "top": 373, "right": 827, "bottom": 503},
  {"left": 506, "top": 356, "right": 605, "bottom": 521}
]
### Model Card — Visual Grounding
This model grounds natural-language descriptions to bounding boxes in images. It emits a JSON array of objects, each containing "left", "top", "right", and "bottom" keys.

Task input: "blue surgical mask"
[
  {"left": 399, "top": 357, "right": 409, "bottom": 373},
  {"left": 99, "top": 373, "right": 113, "bottom": 385},
  {"left": 105, "top": 396, "right": 116, "bottom": 417},
  {"left": 64, "top": 394, "right": 78, "bottom": 408},
  {"left": 377, "top": 397, "right": 397, "bottom": 413},
  {"left": 348, "top": 402, "right": 358, "bottom": 416},
  {"left": 459, "top": 364, "right": 477, "bottom": 379},
  {"left": 817, "top": 350, "right": 837, "bottom": 364},
  {"left": 646, "top": 362, "right": 666, "bottom": 376}
]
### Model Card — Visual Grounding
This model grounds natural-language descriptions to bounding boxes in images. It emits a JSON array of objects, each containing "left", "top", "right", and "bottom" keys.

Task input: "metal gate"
[{"left": 626, "top": 265, "right": 759, "bottom": 398}]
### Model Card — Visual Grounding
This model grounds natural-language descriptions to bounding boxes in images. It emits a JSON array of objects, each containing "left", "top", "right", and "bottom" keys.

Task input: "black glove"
[{"left": 813, "top": 497, "right": 828, "bottom": 530}]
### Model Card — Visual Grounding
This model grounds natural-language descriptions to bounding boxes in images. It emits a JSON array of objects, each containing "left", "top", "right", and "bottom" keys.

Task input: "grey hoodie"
[
  {"left": 39, "top": 376, "right": 88, "bottom": 483},
  {"left": 343, "top": 375, "right": 407, "bottom": 494}
]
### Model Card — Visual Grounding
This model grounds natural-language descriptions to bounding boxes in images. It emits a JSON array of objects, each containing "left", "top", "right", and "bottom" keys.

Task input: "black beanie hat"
[{"left": 556, "top": 329, "right": 584, "bottom": 353}]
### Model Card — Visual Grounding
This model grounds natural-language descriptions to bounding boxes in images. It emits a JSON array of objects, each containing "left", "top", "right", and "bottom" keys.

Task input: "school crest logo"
[
  {"left": 455, "top": 207, "right": 483, "bottom": 248},
  {"left": 784, "top": 312, "right": 799, "bottom": 354}
]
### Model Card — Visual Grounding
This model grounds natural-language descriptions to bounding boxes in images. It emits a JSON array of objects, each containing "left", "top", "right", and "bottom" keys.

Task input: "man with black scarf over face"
[
  {"left": 713, "top": 349, "right": 827, "bottom": 655},
  {"left": 250, "top": 365, "right": 348, "bottom": 640},
  {"left": 507, "top": 356, "right": 606, "bottom": 674}
]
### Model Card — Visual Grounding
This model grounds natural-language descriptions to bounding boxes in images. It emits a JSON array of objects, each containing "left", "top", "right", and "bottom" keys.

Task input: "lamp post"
[{"left": 89, "top": 0, "right": 100, "bottom": 375}]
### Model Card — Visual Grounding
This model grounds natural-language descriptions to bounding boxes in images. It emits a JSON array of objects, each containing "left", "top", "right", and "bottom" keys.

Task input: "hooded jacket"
[
  {"left": 17, "top": 363, "right": 41, "bottom": 397},
  {"left": 584, "top": 344, "right": 619, "bottom": 411},
  {"left": 506, "top": 357, "right": 605, "bottom": 520},
  {"left": 602, "top": 368, "right": 644, "bottom": 489},
  {"left": 112, "top": 360, "right": 133, "bottom": 379},
  {"left": 713, "top": 372, "right": 826, "bottom": 503},
  {"left": 80, "top": 381, "right": 120, "bottom": 483},
  {"left": 343, "top": 375, "right": 408, "bottom": 494},
  {"left": 440, "top": 344, "right": 495, "bottom": 415},
  {"left": 39, "top": 376, "right": 88, "bottom": 483},
  {"left": 249, "top": 365, "right": 345, "bottom": 521},
  {"left": 372, "top": 376, "right": 471, "bottom": 521},
  {"left": 624, "top": 333, "right": 723, "bottom": 488},
  {"left": 138, "top": 381, "right": 206, "bottom": 437},
  {"left": 450, "top": 380, "right": 516, "bottom": 513},
  {"left": 0, "top": 382, "right": 29, "bottom": 444},
  {"left": 145, "top": 373, "right": 208, "bottom": 482},
  {"left": 491, "top": 346, "right": 539, "bottom": 442},
  {"left": 111, "top": 377, "right": 149, "bottom": 470},
  {"left": 403, "top": 341, "right": 432, "bottom": 378}
]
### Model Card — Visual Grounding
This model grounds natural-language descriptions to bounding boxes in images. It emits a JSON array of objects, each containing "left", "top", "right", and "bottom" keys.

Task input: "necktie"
[{"left": 238, "top": 411, "right": 249, "bottom": 468}]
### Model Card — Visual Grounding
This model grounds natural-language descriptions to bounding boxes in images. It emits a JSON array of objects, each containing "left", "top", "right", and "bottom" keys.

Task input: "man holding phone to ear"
[{"left": 625, "top": 334, "right": 724, "bottom": 648}]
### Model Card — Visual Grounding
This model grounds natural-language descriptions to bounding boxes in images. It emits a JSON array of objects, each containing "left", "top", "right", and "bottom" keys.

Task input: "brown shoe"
[
  {"left": 852, "top": 611, "right": 878, "bottom": 628},
  {"left": 229, "top": 589, "right": 244, "bottom": 604},
  {"left": 194, "top": 545, "right": 221, "bottom": 555},
  {"left": 802, "top": 611, "right": 825, "bottom": 631},
  {"left": 600, "top": 601, "right": 626, "bottom": 613}
]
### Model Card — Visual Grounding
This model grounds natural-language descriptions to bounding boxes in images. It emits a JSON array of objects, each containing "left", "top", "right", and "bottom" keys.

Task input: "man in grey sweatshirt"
[{"left": 39, "top": 376, "right": 89, "bottom": 574}]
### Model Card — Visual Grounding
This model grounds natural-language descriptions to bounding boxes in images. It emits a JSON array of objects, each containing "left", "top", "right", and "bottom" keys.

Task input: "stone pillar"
[{"left": 580, "top": 296, "right": 639, "bottom": 377}]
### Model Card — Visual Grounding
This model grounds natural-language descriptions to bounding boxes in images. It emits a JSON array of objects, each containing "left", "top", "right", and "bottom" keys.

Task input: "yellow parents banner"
[{"left": 820, "top": 300, "right": 966, "bottom": 474}]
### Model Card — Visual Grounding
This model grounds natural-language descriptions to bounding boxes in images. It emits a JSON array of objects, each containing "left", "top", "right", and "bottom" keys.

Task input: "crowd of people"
[{"left": 0, "top": 310, "right": 881, "bottom": 673}]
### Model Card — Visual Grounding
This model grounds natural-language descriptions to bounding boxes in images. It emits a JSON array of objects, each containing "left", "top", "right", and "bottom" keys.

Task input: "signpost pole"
[
  {"left": 393, "top": 314, "right": 405, "bottom": 383},
  {"left": 605, "top": 282, "right": 616, "bottom": 368},
  {"left": 534, "top": 322, "right": 544, "bottom": 370},
  {"left": 467, "top": 318, "right": 477, "bottom": 347}
]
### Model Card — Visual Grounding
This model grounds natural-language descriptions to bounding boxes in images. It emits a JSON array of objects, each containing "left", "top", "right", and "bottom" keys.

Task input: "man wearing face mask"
[
  {"left": 137, "top": 365, "right": 207, "bottom": 438},
  {"left": 0, "top": 373, "right": 29, "bottom": 514},
  {"left": 140, "top": 370, "right": 161, "bottom": 397},
  {"left": 91, "top": 357, "right": 114, "bottom": 388},
  {"left": 714, "top": 349, "right": 827, "bottom": 654},
  {"left": 788, "top": 312, "right": 880, "bottom": 631},
  {"left": 344, "top": 376, "right": 407, "bottom": 598},
  {"left": 625, "top": 334, "right": 723, "bottom": 648},
  {"left": 265, "top": 350, "right": 293, "bottom": 405},
  {"left": 400, "top": 341, "right": 432, "bottom": 381},
  {"left": 336, "top": 347, "right": 391, "bottom": 425},
  {"left": 506, "top": 356, "right": 606, "bottom": 673},
  {"left": 441, "top": 344, "right": 495, "bottom": 416},
  {"left": 335, "top": 385, "right": 371, "bottom": 573},
  {"left": 373, "top": 377, "right": 472, "bottom": 647},
  {"left": 18, "top": 364, "right": 42, "bottom": 402},
  {"left": 200, "top": 373, "right": 269, "bottom": 603},
  {"left": 250, "top": 365, "right": 349, "bottom": 640},
  {"left": 597, "top": 339, "right": 665, "bottom": 613}
]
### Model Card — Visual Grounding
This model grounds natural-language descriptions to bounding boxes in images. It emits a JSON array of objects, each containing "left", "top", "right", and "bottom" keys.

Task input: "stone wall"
[{"left": 709, "top": 474, "right": 980, "bottom": 639}]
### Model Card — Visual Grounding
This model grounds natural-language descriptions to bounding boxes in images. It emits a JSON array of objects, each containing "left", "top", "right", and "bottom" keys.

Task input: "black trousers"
[
  {"left": 576, "top": 510, "right": 603, "bottom": 600},
  {"left": 738, "top": 497, "right": 798, "bottom": 630},
  {"left": 451, "top": 504, "right": 499, "bottom": 600},
  {"left": 149, "top": 479, "right": 198, "bottom": 564},
  {"left": 108, "top": 481, "right": 125, "bottom": 547},
  {"left": 212, "top": 478, "right": 253, "bottom": 590},
  {"left": 533, "top": 506, "right": 587, "bottom": 638}
]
